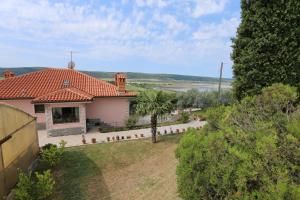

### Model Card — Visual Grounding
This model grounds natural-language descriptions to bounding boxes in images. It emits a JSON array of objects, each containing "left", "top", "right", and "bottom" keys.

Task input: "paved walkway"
[{"left": 38, "top": 120, "right": 207, "bottom": 147}]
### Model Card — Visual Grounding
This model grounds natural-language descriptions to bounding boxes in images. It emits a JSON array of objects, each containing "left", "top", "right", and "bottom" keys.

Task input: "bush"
[
  {"left": 41, "top": 143, "right": 57, "bottom": 150},
  {"left": 40, "top": 140, "right": 66, "bottom": 168},
  {"left": 14, "top": 170, "right": 55, "bottom": 200},
  {"left": 179, "top": 111, "right": 190, "bottom": 123},
  {"left": 34, "top": 170, "right": 55, "bottom": 199},
  {"left": 13, "top": 171, "right": 33, "bottom": 200},
  {"left": 125, "top": 115, "right": 138, "bottom": 129},
  {"left": 205, "top": 105, "right": 227, "bottom": 131},
  {"left": 176, "top": 84, "right": 300, "bottom": 199},
  {"left": 287, "top": 111, "right": 300, "bottom": 141}
]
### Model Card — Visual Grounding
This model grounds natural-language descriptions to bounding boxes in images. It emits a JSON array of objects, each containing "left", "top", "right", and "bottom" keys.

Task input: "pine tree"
[{"left": 232, "top": 0, "right": 300, "bottom": 100}]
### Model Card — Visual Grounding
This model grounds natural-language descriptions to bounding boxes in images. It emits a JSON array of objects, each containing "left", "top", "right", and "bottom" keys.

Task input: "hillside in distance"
[{"left": 0, "top": 67, "right": 232, "bottom": 83}]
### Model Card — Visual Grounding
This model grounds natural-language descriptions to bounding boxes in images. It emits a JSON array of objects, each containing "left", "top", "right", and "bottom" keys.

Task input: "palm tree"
[{"left": 136, "top": 91, "right": 174, "bottom": 143}]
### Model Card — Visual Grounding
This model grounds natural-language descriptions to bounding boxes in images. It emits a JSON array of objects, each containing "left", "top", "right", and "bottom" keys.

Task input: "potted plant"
[{"left": 82, "top": 135, "right": 86, "bottom": 144}]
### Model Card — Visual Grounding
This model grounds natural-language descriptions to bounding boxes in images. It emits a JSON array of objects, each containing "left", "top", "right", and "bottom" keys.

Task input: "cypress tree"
[{"left": 232, "top": 0, "right": 300, "bottom": 100}]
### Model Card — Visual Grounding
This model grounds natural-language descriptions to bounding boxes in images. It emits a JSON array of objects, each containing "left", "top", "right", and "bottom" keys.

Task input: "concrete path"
[{"left": 38, "top": 120, "right": 207, "bottom": 147}]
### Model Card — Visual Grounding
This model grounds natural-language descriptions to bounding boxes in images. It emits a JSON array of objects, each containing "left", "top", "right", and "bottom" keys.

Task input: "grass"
[{"left": 51, "top": 135, "right": 182, "bottom": 200}]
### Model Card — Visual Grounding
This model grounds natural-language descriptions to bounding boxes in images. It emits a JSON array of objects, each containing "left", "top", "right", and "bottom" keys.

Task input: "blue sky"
[{"left": 0, "top": 0, "right": 241, "bottom": 78}]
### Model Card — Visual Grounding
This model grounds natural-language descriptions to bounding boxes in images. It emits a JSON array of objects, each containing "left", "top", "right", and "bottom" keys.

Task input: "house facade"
[{"left": 0, "top": 68, "right": 135, "bottom": 136}]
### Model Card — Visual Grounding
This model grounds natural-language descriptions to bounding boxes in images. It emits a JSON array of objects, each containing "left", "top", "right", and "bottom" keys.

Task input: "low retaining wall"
[
  {"left": 37, "top": 123, "right": 46, "bottom": 130},
  {"left": 48, "top": 127, "right": 85, "bottom": 137}
]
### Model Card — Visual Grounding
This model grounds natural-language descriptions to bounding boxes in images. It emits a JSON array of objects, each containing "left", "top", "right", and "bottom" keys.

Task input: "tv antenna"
[{"left": 68, "top": 51, "right": 78, "bottom": 69}]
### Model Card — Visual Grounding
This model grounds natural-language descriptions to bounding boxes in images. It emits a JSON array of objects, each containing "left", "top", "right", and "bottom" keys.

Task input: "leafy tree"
[
  {"left": 177, "top": 89, "right": 234, "bottom": 109},
  {"left": 136, "top": 91, "right": 174, "bottom": 143},
  {"left": 176, "top": 84, "right": 300, "bottom": 199},
  {"left": 232, "top": 0, "right": 300, "bottom": 100}
]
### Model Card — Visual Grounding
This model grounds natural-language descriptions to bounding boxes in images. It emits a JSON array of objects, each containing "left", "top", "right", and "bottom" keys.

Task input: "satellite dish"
[{"left": 68, "top": 61, "right": 75, "bottom": 69}]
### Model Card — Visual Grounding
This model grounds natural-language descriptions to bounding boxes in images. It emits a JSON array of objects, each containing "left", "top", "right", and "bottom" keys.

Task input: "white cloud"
[
  {"left": 193, "top": 17, "right": 239, "bottom": 40},
  {"left": 0, "top": 0, "right": 239, "bottom": 69},
  {"left": 0, "top": 0, "right": 152, "bottom": 42},
  {"left": 153, "top": 13, "right": 188, "bottom": 33},
  {"left": 135, "top": 0, "right": 168, "bottom": 8},
  {"left": 192, "top": 0, "right": 228, "bottom": 17}
]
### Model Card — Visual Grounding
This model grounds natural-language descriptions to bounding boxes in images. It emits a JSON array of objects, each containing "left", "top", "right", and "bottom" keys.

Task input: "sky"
[{"left": 0, "top": 0, "right": 241, "bottom": 78}]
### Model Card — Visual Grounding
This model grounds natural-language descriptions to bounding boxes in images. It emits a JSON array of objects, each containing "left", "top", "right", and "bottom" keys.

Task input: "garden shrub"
[
  {"left": 287, "top": 111, "right": 300, "bottom": 141},
  {"left": 41, "top": 143, "right": 57, "bottom": 150},
  {"left": 179, "top": 111, "right": 190, "bottom": 123},
  {"left": 205, "top": 105, "right": 227, "bottom": 131},
  {"left": 13, "top": 171, "right": 33, "bottom": 200},
  {"left": 176, "top": 84, "right": 300, "bottom": 199},
  {"left": 40, "top": 140, "right": 66, "bottom": 168},
  {"left": 125, "top": 115, "right": 138, "bottom": 129},
  {"left": 14, "top": 170, "right": 55, "bottom": 200},
  {"left": 34, "top": 170, "right": 55, "bottom": 200}
]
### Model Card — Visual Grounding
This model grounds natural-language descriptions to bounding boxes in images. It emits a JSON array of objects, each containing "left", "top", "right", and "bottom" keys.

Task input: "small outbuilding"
[{"left": 0, "top": 103, "right": 39, "bottom": 198}]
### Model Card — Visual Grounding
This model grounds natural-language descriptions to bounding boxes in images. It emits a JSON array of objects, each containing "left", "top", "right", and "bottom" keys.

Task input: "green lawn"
[{"left": 51, "top": 135, "right": 182, "bottom": 200}]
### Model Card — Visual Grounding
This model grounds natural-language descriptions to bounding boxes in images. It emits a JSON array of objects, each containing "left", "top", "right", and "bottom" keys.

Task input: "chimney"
[
  {"left": 115, "top": 73, "right": 126, "bottom": 93},
  {"left": 3, "top": 70, "right": 15, "bottom": 79}
]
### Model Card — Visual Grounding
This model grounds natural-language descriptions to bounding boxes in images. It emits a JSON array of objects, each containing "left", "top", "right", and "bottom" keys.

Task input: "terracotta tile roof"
[
  {"left": 0, "top": 68, "right": 136, "bottom": 102},
  {"left": 32, "top": 87, "right": 93, "bottom": 103}
]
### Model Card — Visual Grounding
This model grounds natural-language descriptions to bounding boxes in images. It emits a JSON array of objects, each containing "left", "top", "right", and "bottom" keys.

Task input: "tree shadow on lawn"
[
  {"left": 53, "top": 150, "right": 111, "bottom": 200},
  {"left": 157, "top": 134, "right": 182, "bottom": 144}
]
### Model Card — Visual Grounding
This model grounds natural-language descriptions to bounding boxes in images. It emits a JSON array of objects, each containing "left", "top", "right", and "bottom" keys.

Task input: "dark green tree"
[{"left": 232, "top": 0, "right": 300, "bottom": 100}]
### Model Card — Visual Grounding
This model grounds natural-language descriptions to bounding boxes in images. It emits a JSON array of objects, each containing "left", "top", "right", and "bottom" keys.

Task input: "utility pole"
[{"left": 218, "top": 62, "right": 223, "bottom": 104}]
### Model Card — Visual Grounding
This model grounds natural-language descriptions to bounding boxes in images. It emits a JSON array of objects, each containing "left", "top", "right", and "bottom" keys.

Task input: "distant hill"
[{"left": 0, "top": 67, "right": 232, "bottom": 83}]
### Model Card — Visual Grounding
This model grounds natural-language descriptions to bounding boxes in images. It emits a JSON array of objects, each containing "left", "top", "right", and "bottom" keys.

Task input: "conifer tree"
[{"left": 232, "top": 0, "right": 300, "bottom": 100}]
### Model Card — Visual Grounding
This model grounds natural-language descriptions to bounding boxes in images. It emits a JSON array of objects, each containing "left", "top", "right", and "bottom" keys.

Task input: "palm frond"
[{"left": 135, "top": 90, "right": 174, "bottom": 116}]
